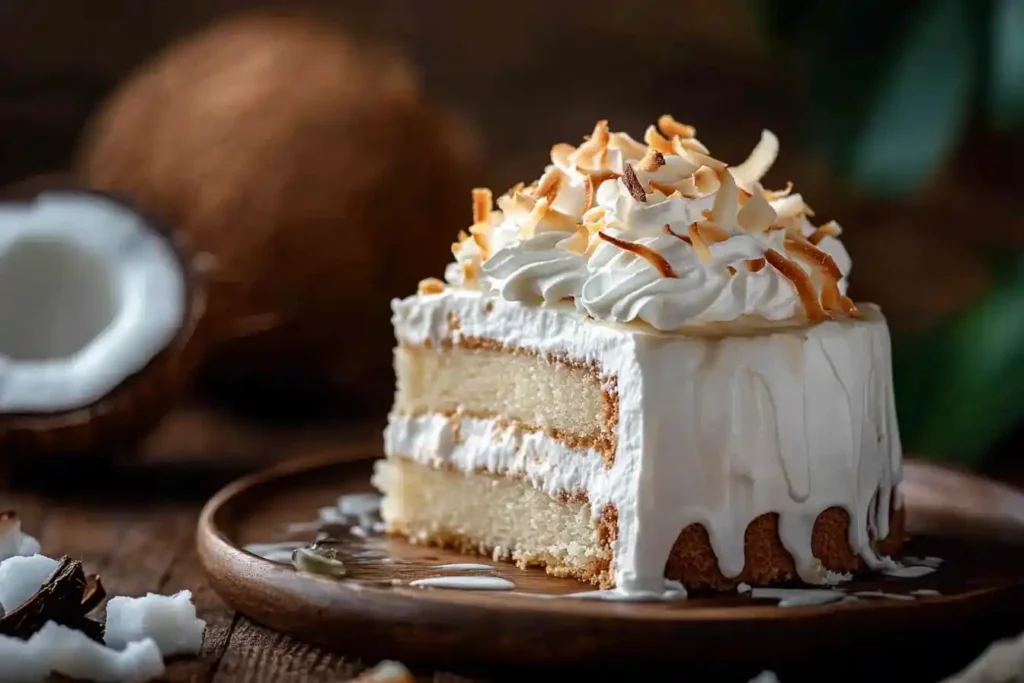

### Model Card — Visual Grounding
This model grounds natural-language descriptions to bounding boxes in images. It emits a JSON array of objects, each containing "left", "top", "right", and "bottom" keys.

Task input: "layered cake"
[{"left": 373, "top": 117, "right": 904, "bottom": 595}]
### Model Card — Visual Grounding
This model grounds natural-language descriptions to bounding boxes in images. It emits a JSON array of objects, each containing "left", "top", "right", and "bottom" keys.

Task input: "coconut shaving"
[{"left": 0, "top": 511, "right": 206, "bottom": 682}]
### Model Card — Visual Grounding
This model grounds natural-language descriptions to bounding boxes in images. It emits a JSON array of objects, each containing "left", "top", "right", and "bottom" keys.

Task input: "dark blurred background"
[{"left": 1, "top": 0, "right": 1023, "bottom": 470}]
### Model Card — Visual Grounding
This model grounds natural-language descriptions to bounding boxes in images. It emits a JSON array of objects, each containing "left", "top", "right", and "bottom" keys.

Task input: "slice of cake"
[{"left": 373, "top": 117, "right": 904, "bottom": 594}]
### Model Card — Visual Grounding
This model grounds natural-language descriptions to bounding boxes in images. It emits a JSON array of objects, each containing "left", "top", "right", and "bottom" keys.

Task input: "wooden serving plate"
[{"left": 198, "top": 452, "right": 1024, "bottom": 678}]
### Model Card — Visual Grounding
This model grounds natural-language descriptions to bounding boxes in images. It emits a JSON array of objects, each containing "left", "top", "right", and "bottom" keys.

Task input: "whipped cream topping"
[{"left": 441, "top": 118, "right": 855, "bottom": 330}]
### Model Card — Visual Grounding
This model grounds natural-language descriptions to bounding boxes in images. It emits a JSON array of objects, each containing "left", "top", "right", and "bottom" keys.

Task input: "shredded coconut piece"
[
  {"left": 0, "top": 621, "right": 165, "bottom": 683},
  {"left": 105, "top": 590, "right": 206, "bottom": 657}
]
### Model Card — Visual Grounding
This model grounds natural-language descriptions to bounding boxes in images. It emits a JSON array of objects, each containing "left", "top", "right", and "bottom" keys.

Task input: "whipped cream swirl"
[{"left": 444, "top": 117, "right": 856, "bottom": 330}]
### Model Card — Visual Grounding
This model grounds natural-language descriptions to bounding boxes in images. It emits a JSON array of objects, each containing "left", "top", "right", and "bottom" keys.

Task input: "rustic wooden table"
[{"left": 1, "top": 405, "right": 1022, "bottom": 683}]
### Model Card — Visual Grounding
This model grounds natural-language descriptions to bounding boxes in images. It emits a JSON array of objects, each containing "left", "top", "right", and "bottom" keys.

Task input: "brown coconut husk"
[
  {"left": 0, "top": 177, "right": 207, "bottom": 458},
  {"left": 76, "top": 11, "right": 475, "bottom": 414}
]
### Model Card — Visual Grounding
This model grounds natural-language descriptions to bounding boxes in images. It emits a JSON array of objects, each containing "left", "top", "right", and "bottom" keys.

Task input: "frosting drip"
[{"left": 442, "top": 118, "right": 857, "bottom": 330}]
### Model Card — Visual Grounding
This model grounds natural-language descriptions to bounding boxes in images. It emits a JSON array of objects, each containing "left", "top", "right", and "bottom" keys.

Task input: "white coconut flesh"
[{"left": 0, "top": 192, "right": 186, "bottom": 414}]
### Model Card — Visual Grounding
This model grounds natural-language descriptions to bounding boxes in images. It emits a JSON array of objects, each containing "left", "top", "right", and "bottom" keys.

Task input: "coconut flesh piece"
[
  {"left": 105, "top": 589, "right": 206, "bottom": 656},
  {"left": 0, "top": 512, "right": 41, "bottom": 562},
  {"left": 0, "top": 191, "right": 186, "bottom": 415},
  {"left": 0, "top": 554, "right": 59, "bottom": 615},
  {"left": 0, "top": 621, "right": 164, "bottom": 683}
]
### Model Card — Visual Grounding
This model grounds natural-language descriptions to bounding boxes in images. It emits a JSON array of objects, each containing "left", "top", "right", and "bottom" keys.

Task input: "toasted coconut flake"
[
  {"left": 608, "top": 131, "right": 649, "bottom": 158},
  {"left": 497, "top": 190, "right": 535, "bottom": 222},
  {"left": 674, "top": 135, "right": 711, "bottom": 156},
  {"left": 683, "top": 147, "right": 727, "bottom": 171},
  {"left": 708, "top": 168, "right": 739, "bottom": 227},
  {"left": 764, "top": 249, "right": 828, "bottom": 322},
  {"left": 664, "top": 224, "right": 692, "bottom": 243},
  {"left": 658, "top": 114, "right": 697, "bottom": 139},
  {"left": 598, "top": 231, "right": 676, "bottom": 277},
  {"left": 518, "top": 196, "right": 549, "bottom": 238},
  {"left": 582, "top": 175, "right": 596, "bottom": 212},
  {"left": 730, "top": 129, "right": 780, "bottom": 191},
  {"left": 693, "top": 166, "right": 721, "bottom": 195},
  {"left": 807, "top": 220, "right": 843, "bottom": 245},
  {"left": 737, "top": 183, "right": 777, "bottom": 234},
  {"left": 763, "top": 182, "right": 794, "bottom": 200},
  {"left": 534, "top": 168, "right": 565, "bottom": 203},
  {"left": 462, "top": 261, "right": 479, "bottom": 281},
  {"left": 573, "top": 120, "right": 612, "bottom": 169},
  {"left": 623, "top": 164, "right": 648, "bottom": 203},
  {"left": 551, "top": 143, "right": 575, "bottom": 168},
  {"left": 747, "top": 257, "right": 767, "bottom": 272},
  {"left": 418, "top": 278, "right": 445, "bottom": 295},
  {"left": 585, "top": 169, "right": 622, "bottom": 186},
  {"left": 669, "top": 175, "right": 701, "bottom": 198},
  {"left": 471, "top": 188, "right": 492, "bottom": 225},
  {"left": 636, "top": 149, "right": 666, "bottom": 172},
  {"left": 821, "top": 276, "right": 842, "bottom": 312},
  {"left": 557, "top": 226, "right": 591, "bottom": 255},
  {"left": 468, "top": 224, "right": 491, "bottom": 259},
  {"left": 784, "top": 236, "right": 843, "bottom": 280},
  {"left": 517, "top": 196, "right": 576, "bottom": 237},
  {"left": 770, "top": 194, "right": 808, "bottom": 222},
  {"left": 687, "top": 223, "right": 713, "bottom": 263},
  {"left": 698, "top": 223, "right": 730, "bottom": 243},
  {"left": 648, "top": 179, "right": 678, "bottom": 197},
  {"left": 727, "top": 265, "right": 737, "bottom": 275},
  {"left": 644, "top": 125, "right": 674, "bottom": 155},
  {"left": 588, "top": 119, "right": 611, "bottom": 147},
  {"left": 582, "top": 207, "right": 607, "bottom": 223}
]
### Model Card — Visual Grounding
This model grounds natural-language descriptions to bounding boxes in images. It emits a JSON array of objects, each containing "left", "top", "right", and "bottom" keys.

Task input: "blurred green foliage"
[{"left": 752, "top": 0, "right": 1024, "bottom": 465}]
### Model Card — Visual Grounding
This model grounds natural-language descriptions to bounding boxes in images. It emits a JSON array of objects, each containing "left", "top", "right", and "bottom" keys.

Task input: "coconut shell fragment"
[
  {"left": 0, "top": 555, "right": 105, "bottom": 641},
  {"left": 76, "top": 12, "right": 475, "bottom": 412},
  {"left": 0, "top": 179, "right": 206, "bottom": 458}
]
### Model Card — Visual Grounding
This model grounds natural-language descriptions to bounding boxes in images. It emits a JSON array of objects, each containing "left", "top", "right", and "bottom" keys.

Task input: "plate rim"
[{"left": 196, "top": 451, "right": 1024, "bottom": 664}]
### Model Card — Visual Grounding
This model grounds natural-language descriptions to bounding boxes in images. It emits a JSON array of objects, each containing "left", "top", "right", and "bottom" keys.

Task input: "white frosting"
[
  {"left": 385, "top": 290, "right": 903, "bottom": 594},
  {"left": 448, "top": 120, "right": 854, "bottom": 331}
]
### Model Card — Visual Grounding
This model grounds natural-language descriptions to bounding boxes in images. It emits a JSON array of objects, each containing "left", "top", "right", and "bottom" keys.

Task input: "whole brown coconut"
[{"left": 76, "top": 12, "right": 474, "bottom": 414}]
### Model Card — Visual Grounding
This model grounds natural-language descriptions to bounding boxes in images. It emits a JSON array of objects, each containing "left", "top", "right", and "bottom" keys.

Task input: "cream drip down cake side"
[{"left": 372, "top": 117, "right": 904, "bottom": 594}]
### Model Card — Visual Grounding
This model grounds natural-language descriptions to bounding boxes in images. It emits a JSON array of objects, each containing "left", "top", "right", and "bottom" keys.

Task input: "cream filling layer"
[{"left": 384, "top": 413, "right": 609, "bottom": 505}]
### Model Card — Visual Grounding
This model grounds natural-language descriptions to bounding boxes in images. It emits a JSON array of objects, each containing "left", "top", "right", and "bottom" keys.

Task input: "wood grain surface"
[{"left": 0, "top": 407, "right": 1020, "bottom": 682}]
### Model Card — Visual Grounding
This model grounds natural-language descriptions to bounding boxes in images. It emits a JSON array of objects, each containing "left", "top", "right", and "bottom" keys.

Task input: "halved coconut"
[{"left": 0, "top": 185, "right": 204, "bottom": 457}]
